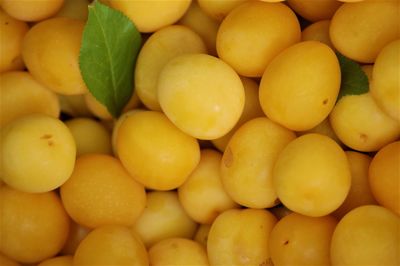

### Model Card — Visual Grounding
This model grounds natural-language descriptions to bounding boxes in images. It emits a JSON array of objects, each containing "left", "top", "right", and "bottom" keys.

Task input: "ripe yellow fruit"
[
  {"left": 60, "top": 154, "right": 146, "bottom": 228},
  {"left": 0, "top": 9, "right": 28, "bottom": 73},
  {"left": 331, "top": 205, "right": 400, "bottom": 266},
  {"left": 37, "top": 256, "right": 73, "bottom": 266},
  {"left": 329, "top": 93, "right": 400, "bottom": 152},
  {"left": 178, "top": 149, "right": 239, "bottom": 224},
  {"left": 178, "top": 1, "right": 220, "bottom": 55},
  {"left": 0, "top": 0, "right": 64, "bottom": 21},
  {"left": 259, "top": 41, "right": 340, "bottom": 131},
  {"left": 369, "top": 141, "right": 400, "bottom": 215},
  {"left": 197, "top": 0, "right": 247, "bottom": 21},
  {"left": 58, "top": 94, "right": 92, "bottom": 118},
  {"left": 149, "top": 238, "right": 209, "bottom": 266},
  {"left": 220, "top": 117, "right": 296, "bottom": 208},
  {"left": 297, "top": 118, "right": 343, "bottom": 147},
  {"left": 269, "top": 213, "right": 338, "bottom": 265},
  {"left": 73, "top": 225, "right": 149, "bottom": 266},
  {"left": 0, "top": 253, "right": 20, "bottom": 266},
  {"left": 287, "top": 0, "right": 341, "bottom": 22},
  {"left": 0, "top": 186, "right": 70, "bottom": 264},
  {"left": 207, "top": 208, "right": 277, "bottom": 265},
  {"left": 1, "top": 114, "right": 76, "bottom": 193},
  {"left": 132, "top": 191, "right": 198, "bottom": 248},
  {"left": 158, "top": 53, "right": 245, "bottom": 140},
  {"left": 330, "top": 0, "right": 399, "bottom": 63},
  {"left": 116, "top": 111, "right": 200, "bottom": 190},
  {"left": 333, "top": 151, "right": 377, "bottom": 219},
  {"left": 301, "top": 20, "right": 334, "bottom": 49},
  {"left": 22, "top": 17, "right": 87, "bottom": 95},
  {"left": 371, "top": 39, "right": 400, "bottom": 122},
  {"left": 135, "top": 25, "right": 206, "bottom": 111},
  {"left": 211, "top": 77, "right": 265, "bottom": 152},
  {"left": 216, "top": 1, "right": 300, "bottom": 77},
  {"left": 0, "top": 71, "right": 60, "bottom": 128},
  {"left": 273, "top": 133, "right": 351, "bottom": 217},
  {"left": 55, "top": 0, "right": 89, "bottom": 20},
  {"left": 65, "top": 118, "right": 112, "bottom": 156},
  {"left": 109, "top": 0, "right": 191, "bottom": 33}
]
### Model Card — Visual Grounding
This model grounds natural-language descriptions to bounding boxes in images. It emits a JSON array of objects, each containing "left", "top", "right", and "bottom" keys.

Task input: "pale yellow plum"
[
  {"left": 135, "top": 25, "right": 206, "bottom": 111},
  {"left": 58, "top": 94, "right": 92, "bottom": 118},
  {"left": 216, "top": 1, "right": 300, "bottom": 77},
  {"left": 60, "top": 222, "right": 91, "bottom": 255},
  {"left": 158, "top": 54, "right": 245, "bottom": 140},
  {"left": 0, "top": 9, "right": 28, "bottom": 72},
  {"left": 60, "top": 154, "right": 146, "bottom": 228},
  {"left": 149, "top": 238, "right": 209, "bottom": 266},
  {"left": 1, "top": 0, "right": 64, "bottom": 21},
  {"left": 330, "top": 93, "right": 400, "bottom": 152},
  {"left": 178, "top": 149, "right": 239, "bottom": 224},
  {"left": 109, "top": 0, "right": 191, "bottom": 33},
  {"left": 197, "top": 0, "right": 248, "bottom": 21},
  {"left": 65, "top": 118, "right": 112, "bottom": 156},
  {"left": 178, "top": 1, "right": 220, "bottom": 55},
  {"left": 73, "top": 225, "right": 148, "bottom": 266},
  {"left": 331, "top": 205, "right": 400, "bottom": 266},
  {"left": 301, "top": 20, "right": 334, "bottom": 49},
  {"left": 1, "top": 114, "right": 76, "bottom": 193},
  {"left": 371, "top": 39, "right": 400, "bottom": 122},
  {"left": 22, "top": 17, "right": 87, "bottom": 95},
  {"left": 220, "top": 117, "right": 296, "bottom": 208},
  {"left": 297, "top": 118, "right": 343, "bottom": 147},
  {"left": 132, "top": 191, "right": 198, "bottom": 248},
  {"left": 332, "top": 151, "right": 377, "bottom": 219},
  {"left": 0, "top": 71, "right": 60, "bottom": 128},
  {"left": 0, "top": 186, "right": 70, "bottom": 264},
  {"left": 369, "top": 141, "right": 400, "bottom": 215},
  {"left": 269, "top": 213, "right": 338, "bottom": 266},
  {"left": 212, "top": 77, "right": 265, "bottom": 152},
  {"left": 330, "top": 0, "right": 399, "bottom": 63},
  {"left": 207, "top": 208, "right": 277, "bottom": 265},
  {"left": 259, "top": 41, "right": 340, "bottom": 131},
  {"left": 287, "top": 0, "right": 341, "bottom": 22},
  {"left": 116, "top": 111, "right": 200, "bottom": 190},
  {"left": 273, "top": 133, "right": 351, "bottom": 217},
  {"left": 193, "top": 224, "right": 211, "bottom": 247},
  {"left": 0, "top": 253, "right": 20, "bottom": 266}
]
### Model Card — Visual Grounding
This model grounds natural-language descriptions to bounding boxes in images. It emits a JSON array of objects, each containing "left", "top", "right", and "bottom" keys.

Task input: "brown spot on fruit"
[{"left": 223, "top": 147, "right": 234, "bottom": 168}]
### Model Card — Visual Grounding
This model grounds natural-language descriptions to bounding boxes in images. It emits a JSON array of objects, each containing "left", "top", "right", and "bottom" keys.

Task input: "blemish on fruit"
[
  {"left": 359, "top": 133, "right": 368, "bottom": 142},
  {"left": 284, "top": 240, "right": 289, "bottom": 245},
  {"left": 41, "top": 134, "right": 53, "bottom": 139},
  {"left": 323, "top": 99, "right": 328, "bottom": 105}
]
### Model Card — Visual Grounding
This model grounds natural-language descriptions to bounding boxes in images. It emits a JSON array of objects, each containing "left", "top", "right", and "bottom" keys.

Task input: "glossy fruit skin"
[
  {"left": 158, "top": 54, "right": 245, "bottom": 140},
  {"left": 301, "top": 20, "right": 334, "bottom": 49},
  {"left": 132, "top": 191, "right": 198, "bottom": 248},
  {"left": 149, "top": 238, "right": 209, "bottom": 266},
  {"left": 273, "top": 133, "right": 351, "bottom": 217},
  {"left": 220, "top": 117, "right": 296, "bottom": 208},
  {"left": 37, "top": 256, "right": 73, "bottom": 266},
  {"left": 135, "top": 25, "right": 206, "bottom": 111},
  {"left": 369, "top": 141, "right": 400, "bottom": 215},
  {"left": 216, "top": 1, "right": 300, "bottom": 77},
  {"left": 329, "top": 93, "right": 400, "bottom": 152},
  {"left": 197, "top": 0, "right": 247, "bottom": 21},
  {"left": 0, "top": 71, "right": 60, "bottom": 128},
  {"left": 109, "top": 0, "right": 191, "bottom": 33},
  {"left": 1, "top": 0, "right": 64, "bottom": 22},
  {"left": 1, "top": 114, "right": 76, "bottom": 193},
  {"left": 287, "top": 0, "right": 341, "bottom": 22},
  {"left": 22, "top": 17, "right": 87, "bottom": 95},
  {"left": 207, "top": 208, "right": 277, "bottom": 265},
  {"left": 269, "top": 213, "right": 338, "bottom": 266},
  {"left": 0, "top": 186, "right": 70, "bottom": 264},
  {"left": 330, "top": 0, "right": 400, "bottom": 63},
  {"left": 259, "top": 41, "right": 340, "bottom": 131},
  {"left": 73, "top": 225, "right": 149, "bottom": 266},
  {"left": 370, "top": 39, "right": 400, "bottom": 122},
  {"left": 60, "top": 154, "right": 146, "bottom": 228},
  {"left": 0, "top": 9, "right": 28, "bottom": 73},
  {"left": 330, "top": 205, "right": 400, "bottom": 266},
  {"left": 116, "top": 111, "right": 200, "bottom": 190}
]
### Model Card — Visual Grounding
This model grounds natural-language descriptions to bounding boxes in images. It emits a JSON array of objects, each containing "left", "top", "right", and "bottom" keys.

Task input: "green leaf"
[
  {"left": 79, "top": 0, "right": 141, "bottom": 118},
  {"left": 336, "top": 52, "right": 369, "bottom": 100}
]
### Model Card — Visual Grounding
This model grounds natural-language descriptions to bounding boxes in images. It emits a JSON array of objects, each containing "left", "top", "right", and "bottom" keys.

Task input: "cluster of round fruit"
[{"left": 1, "top": 0, "right": 399, "bottom": 265}]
